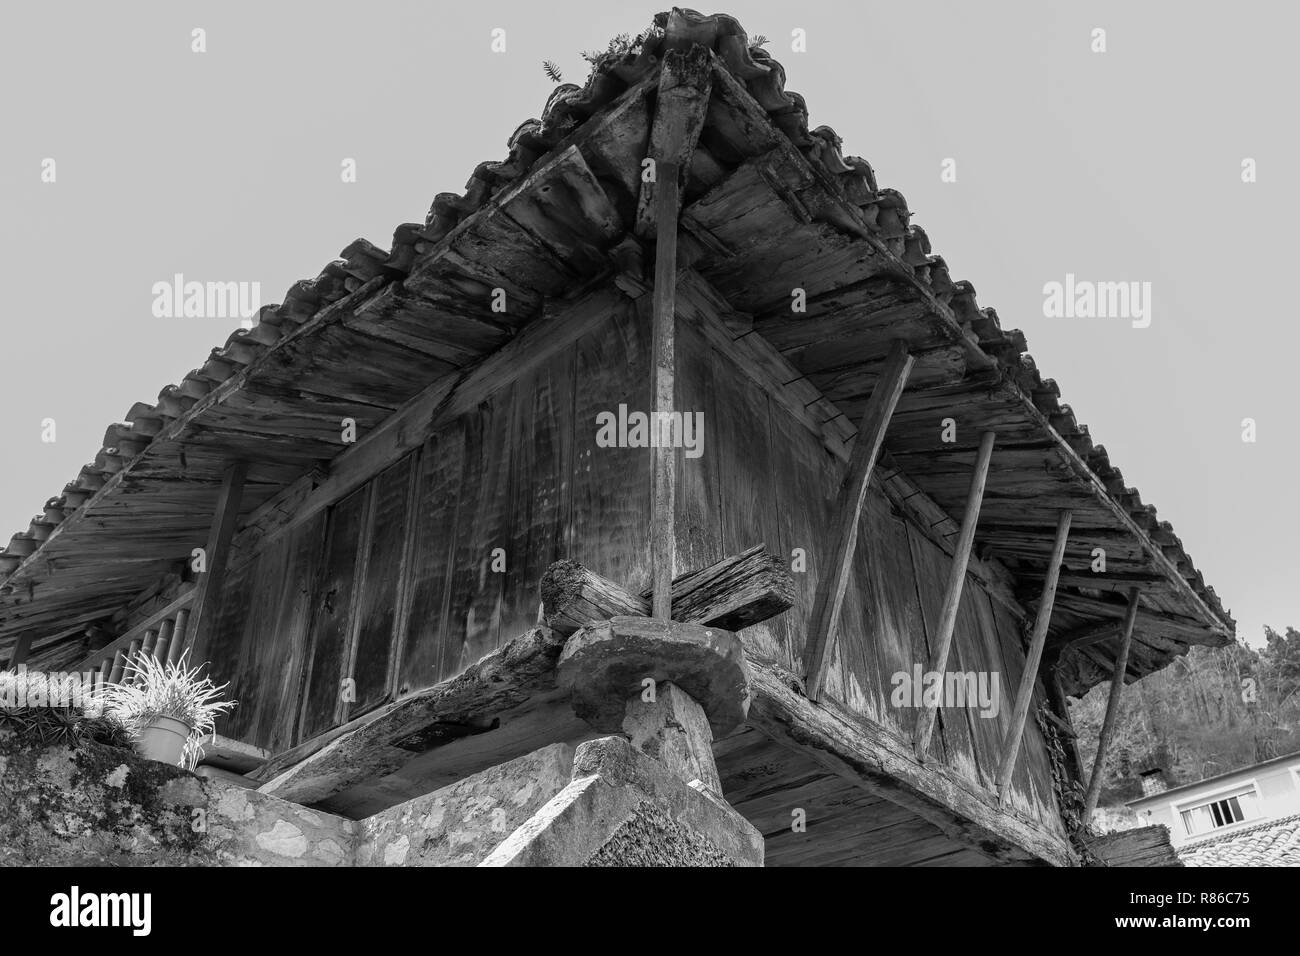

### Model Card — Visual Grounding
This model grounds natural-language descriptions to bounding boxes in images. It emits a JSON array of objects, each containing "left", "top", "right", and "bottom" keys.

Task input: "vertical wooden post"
[
  {"left": 186, "top": 461, "right": 247, "bottom": 668},
  {"left": 650, "top": 163, "right": 680, "bottom": 620},
  {"left": 153, "top": 618, "right": 175, "bottom": 663},
  {"left": 996, "top": 509, "right": 1072, "bottom": 802},
  {"left": 124, "top": 639, "right": 142, "bottom": 684},
  {"left": 1083, "top": 587, "right": 1141, "bottom": 820},
  {"left": 107, "top": 649, "right": 127, "bottom": 685},
  {"left": 168, "top": 607, "right": 191, "bottom": 665},
  {"left": 7, "top": 633, "right": 33, "bottom": 670},
  {"left": 140, "top": 629, "right": 158, "bottom": 660},
  {"left": 914, "top": 429, "right": 996, "bottom": 758},
  {"left": 803, "top": 341, "right": 914, "bottom": 701}
]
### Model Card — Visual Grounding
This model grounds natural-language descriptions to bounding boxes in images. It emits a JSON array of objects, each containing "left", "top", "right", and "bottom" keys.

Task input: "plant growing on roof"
[{"left": 96, "top": 651, "right": 236, "bottom": 770}]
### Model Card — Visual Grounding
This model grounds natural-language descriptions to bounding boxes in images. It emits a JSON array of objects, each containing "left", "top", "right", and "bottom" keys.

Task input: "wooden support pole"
[
  {"left": 168, "top": 607, "right": 190, "bottom": 665},
  {"left": 7, "top": 633, "right": 33, "bottom": 670},
  {"left": 124, "top": 639, "right": 142, "bottom": 684},
  {"left": 186, "top": 462, "right": 247, "bottom": 668},
  {"left": 1083, "top": 587, "right": 1141, "bottom": 820},
  {"left": 802, "top": 341, "right": 914, "bottom": 701},
  {"left": 107, "top": 649, "right": 126, "bottom": 685},
  {"left": 140, "top": 629, "right": 158, "bottom": 660},
  {"left": 650, "top": 163, "right": 680, "bottom": 620},
  {"left": 996, "top": 509, "right": 1072, "bottom": 802},
  {"left": 153, "top": 618, "right": 175, "bottom": 663},
  {"left": 914, "top": 429, "right": 996, "bottom": 759},
  {"left": 99, "top": 658, "right": 111, "bottom": 679}
]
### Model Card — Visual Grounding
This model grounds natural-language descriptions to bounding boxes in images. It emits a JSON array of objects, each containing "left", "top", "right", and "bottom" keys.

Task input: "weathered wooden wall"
[
  {"left": 205, "top": 296, "right": 652, "bottom": 751},
  {"left": 676, "top": 319, "right": 1061, "bottom": 831},
  {"left": 202, "top": 287, "right": 1061, "bottom": 833}
]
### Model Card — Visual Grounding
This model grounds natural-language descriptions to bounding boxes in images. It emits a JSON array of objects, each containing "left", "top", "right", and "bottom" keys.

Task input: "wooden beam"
[
  {"left": 541, "top": 546, "right": 795, "bottom": 635},
  {"left": 996, "top": 510, "right": 1072, "bottom": 802},
  {"left": 1046, "top": 620, "right": 1123, "bottom": 658},
  {"left": 802, "top": 340, "right": 914, "bottom": 701},
  {"left": 915, "top": 430, "right": 995, "bottom": 759},
  {"left": 1083, "top": 587, "right": 1141, "bottom": 820},
  {"left": 255, "top": 625, "right": 570, "bottom": 805},
  {"left": 650, "top": 163, "right": 679, "bottom": 620},
  {"left": 636, "top": 45, "right": 712, "bottom": 238},
  {"left": 644, "top": 47, "right": 711, "bottom": 619},
  {"left": 186, "top": 461, "right": 247, "bottom": 668},
  {"left": 745, "top": 658, "right": 1076, "bottom": 867}
]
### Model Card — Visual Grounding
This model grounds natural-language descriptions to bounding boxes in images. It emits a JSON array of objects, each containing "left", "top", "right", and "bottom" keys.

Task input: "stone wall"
[
  {"left": 0, "top": 729, "right": 353, "bottom": 866},
  {"left": 1, "top": 730, "right": 761, "bottom": 867}
]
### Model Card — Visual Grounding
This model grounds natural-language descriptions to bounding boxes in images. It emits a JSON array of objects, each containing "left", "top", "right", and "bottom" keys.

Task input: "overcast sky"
[{"left": 1, "top": 1, "right": 1295, "bottom": 647}]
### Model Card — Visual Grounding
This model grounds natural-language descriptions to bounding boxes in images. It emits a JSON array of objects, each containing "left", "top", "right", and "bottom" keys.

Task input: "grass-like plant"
[{"left": 96, "top": 652, "right": 236, "bottom": 769}]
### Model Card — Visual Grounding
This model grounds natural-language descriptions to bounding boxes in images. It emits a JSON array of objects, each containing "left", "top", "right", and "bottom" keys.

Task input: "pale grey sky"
[{"left": 2, "top": 1, "right": 1295, "bottom": 647}]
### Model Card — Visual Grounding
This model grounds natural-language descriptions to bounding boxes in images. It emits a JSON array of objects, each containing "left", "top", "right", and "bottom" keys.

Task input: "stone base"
[{"left": 480, "top": 735, "right": 764, "bottom": 867}]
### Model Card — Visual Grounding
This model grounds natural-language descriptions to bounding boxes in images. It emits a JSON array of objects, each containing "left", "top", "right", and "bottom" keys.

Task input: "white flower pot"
[{"left": 137, "top": 715, "right": 192, "bottom": 766}]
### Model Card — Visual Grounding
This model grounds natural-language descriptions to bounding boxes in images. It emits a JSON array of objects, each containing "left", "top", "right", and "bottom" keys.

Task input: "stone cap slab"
[{"left": 556, "top": 616, "right": 750, "bottom": 735}]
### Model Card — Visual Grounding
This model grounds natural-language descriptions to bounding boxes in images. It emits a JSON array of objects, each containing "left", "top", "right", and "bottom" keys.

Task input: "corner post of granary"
[
  {"left": 914, "top": 429, "right": 996, "bottom": 759},
  {"left": 1082, "top": 586, "right": 1141, "bottom": 821},
  {"left": 802, "top": 341, "right": 913, "bottom": 702},
  {"left": 642, "top": 44, "right": 712, "bottom": 619},
  {"left": 996, "top": 509, "right": 1072, "bottom": 804}
]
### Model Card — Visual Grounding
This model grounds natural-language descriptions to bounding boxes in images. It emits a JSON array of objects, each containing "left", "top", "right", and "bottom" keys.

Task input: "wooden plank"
[
  {"left": 803, "top": 340, "right": 914, "bottom": 700},
  {"left": 673, "top": 319, "right": 723, "bottom": 575},
  {"left": 915, "top": 430, "right": 996, "bottom": 758},
  {"left": 501, "top": 348, "right": 575, "bottom": 645},
  {"left": 711, "top": 353, "right": 789, "bottom": 663},
  {"left": 346, "top": 456, "right": 415, "bottom": 720},
  {"left": 569, "top": 299, "right": 653, "bottom": 593},
  {"left": 997, "top": 510, "right": 1072, "bottom": 802},
  {"left": 187, "top": 461, "right": 248, "bottom": 668},
  {"left": 397, "top": 427, "right": 466, "bottom": 693},
  {"left": 443, "top": 393, "right": 514, "bottom": 675},
  {"left": 298, "top": 487, "right": 367, "bottom": 741},
  {"left": 857, "top": 496, "right": 927, "bottom": 736},
  {"left": 1083, "top": 587, "right": 1141, "bottom": 820}
]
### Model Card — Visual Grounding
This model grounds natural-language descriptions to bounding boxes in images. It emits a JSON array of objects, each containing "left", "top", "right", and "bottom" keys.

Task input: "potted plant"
[{"left": 98, "top": 652, "right": 236, "bottom": 768}]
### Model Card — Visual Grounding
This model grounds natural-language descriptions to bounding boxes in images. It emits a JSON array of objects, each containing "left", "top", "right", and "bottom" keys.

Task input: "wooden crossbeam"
[
  {"left": 996, "top": 509, "right": 1071, "bottom": 802},
  {"left": 1083, "top": 587, "right": 1141, "bottom": 822},
  {"left": 540, "top": 546, "right": 795, "bottom": 635},
  {"left": 802, "top": 341, "right": 913, "bottom": 701},
  {"left": 914, "top": 430, "right": 996, "bottom": 759}
]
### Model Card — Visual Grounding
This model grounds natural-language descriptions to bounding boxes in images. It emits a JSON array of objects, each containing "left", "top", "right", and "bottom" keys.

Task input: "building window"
[{"left": 1179, "top": 788, "right": 1260, "bottom": 836}]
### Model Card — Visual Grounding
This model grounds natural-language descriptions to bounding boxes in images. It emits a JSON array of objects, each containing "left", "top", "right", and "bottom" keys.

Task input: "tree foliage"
[{"left": 1071, "top": 627, "right": 1300, "bottom": 807}]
